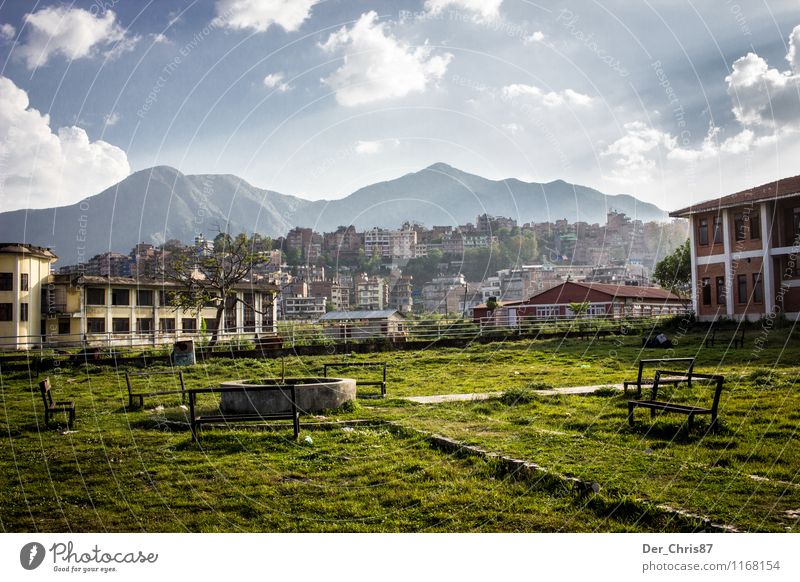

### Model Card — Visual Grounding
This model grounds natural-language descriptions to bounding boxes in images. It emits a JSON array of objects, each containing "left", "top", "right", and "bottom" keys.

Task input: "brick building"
[{"left": 670, "top": 174, "right": 800, "bottom": 321}]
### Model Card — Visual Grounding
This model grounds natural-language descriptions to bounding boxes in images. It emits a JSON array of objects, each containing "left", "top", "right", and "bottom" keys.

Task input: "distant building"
[
  {"left": 355, "top": 274, "right": 388, "bottom": 310},
  {"left": 318, "top": 309, "right": 406, "bottom": 340},
  {"left": 422, "top": 275, "right": 467, "bottom": 314},
  {"left": 282, "top": 295, "right": 326, "bottom": 321}
]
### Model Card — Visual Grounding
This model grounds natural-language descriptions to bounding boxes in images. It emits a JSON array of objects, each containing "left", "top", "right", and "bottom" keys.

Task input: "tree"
[
  {"left": 653, "top": 239, "right": 691, "bottom": 297},
  {"left": 168, "top": 232, "right": 273, "bottom": 347}
]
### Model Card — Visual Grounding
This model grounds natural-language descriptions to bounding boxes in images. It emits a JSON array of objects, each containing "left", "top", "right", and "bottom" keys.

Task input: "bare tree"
[{"left": 167, "top": 232, "right": 274, "bottom": 346}]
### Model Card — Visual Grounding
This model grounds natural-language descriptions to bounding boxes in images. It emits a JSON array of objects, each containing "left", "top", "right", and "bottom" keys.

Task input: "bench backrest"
[
  {"left": 323, "top": 362, "right": 387, "bottom": 381},
  {"left": 653, "top": 369, "right": 724, "bottom": 414},
  {"left": 187, "top": 383, "right": 299, "bottom": 415},
  {"left": 39, "top": 377, "right": 53, "bottom": 409},
  {"left": 636, "top": 358, "right": 695, "bottom": 384}
]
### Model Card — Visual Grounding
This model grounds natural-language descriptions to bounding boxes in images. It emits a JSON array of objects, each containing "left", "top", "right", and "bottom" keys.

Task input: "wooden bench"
[
  {"left": 39, "top": 377, "right": 75, "bottom": 430},
  {"left": 187, "top": 384, "right": 300, "bottom": 442},
  {"left": 627, "top": 370, "right": 724, "bottom": 431},
  {"left": 323, "top": 362, "right": 387, "bottom": 398},
  {"left": 705, "top": 327, "right": 745, "bottom": 348},
  {"left": 623, "top": 357, "right": 695, "bottom": 397},
  {"left": 124, "top": 370, "right": 186, "bottom": 408}
]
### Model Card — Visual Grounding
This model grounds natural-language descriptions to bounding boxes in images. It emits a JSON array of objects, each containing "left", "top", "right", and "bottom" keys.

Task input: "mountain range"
[{"left": 0, "top": 163, "right": 668, "bottom": 265}]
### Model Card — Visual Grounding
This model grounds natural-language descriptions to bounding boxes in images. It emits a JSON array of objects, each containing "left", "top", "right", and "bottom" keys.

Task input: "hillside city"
[{"left": 53, "top": 211, "right": 687, "bottom": 321}]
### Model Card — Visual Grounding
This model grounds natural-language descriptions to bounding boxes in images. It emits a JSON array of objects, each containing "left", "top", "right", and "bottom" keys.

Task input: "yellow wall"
[{"left": 0, "top": 252, "right": 54, "bottom": 349}]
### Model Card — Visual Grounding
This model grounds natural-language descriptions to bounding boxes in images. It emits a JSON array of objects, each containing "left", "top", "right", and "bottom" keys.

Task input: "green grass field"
[{"left": 1, "top": 329, "right": 798, "bottom": 532}]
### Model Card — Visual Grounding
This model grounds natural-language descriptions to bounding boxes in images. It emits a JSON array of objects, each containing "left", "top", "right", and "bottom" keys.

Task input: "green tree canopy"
[{"left": 653, "top": 239, "right": 691, "bottom": 297}]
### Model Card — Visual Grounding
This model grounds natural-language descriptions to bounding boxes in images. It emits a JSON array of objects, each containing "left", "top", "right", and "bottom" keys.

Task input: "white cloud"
[
  {"left": 425, "top": 0, "right": 503, "bottom": 21},
  {"left": 0, "top": 76, "right": 130, "bottom": 210},
  {"left": 524, "top": 31, "right": 545, "bottom": 44},
  {"left": 354, "top": 139, "right": 400, "bottom": 155},
  {"left": 103, "top": 112, "right": 121, "bottom": 127},
  {"left": 725, "top": 24, "right": 800, "bottom": 129},
  {"left": 501, "top": 83, "right": 593, "bottom": 107},
  {"left": 0, "top": 23, "right": 15, "bottom": 41},
  {"left": 320, "top": 11, "right": 453, "bottom": 107},
  {"left": 16, "top": 7, "right": 136, "bottom": 70},
  {"left": 601, "top": 121, "right": 676, "bottom": 181},
  {"left": 213, "top": 0, "right": 319, "bottom": 33},
  {"left": 263, "top": 72, "right": 291, "bottom": 92},
  {"left": 502, "top": 122, "right": 523, "bottom": 135},
  {"left": 151, "top": 33, "right": 171, "bottom": 45}
]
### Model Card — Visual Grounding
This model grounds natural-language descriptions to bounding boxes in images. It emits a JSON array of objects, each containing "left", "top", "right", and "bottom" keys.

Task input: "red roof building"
[{"left": 471, "top": 281, "right": 684, "bottom": 324}]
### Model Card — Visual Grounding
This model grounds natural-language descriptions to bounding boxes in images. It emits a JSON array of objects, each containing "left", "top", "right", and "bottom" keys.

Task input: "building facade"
[
  {"left": 670, "top": 174, "right": 800, "bottom": 321},
  {"left": 0, "top": 244, "right": 57, "bottom": 350}
]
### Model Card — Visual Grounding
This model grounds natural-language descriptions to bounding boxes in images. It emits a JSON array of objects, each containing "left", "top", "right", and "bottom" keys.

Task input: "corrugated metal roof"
[
  {"left": 670, "top": 174, "right": 800, "bottom": 217},
  {"left": 319, "top": 309, "right": 402, "bottom": 321}
]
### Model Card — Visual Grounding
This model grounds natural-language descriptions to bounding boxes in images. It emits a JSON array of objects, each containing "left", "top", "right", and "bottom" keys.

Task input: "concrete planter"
[{"left": 219, "top": 377, "right": 356, "bottom": 415}]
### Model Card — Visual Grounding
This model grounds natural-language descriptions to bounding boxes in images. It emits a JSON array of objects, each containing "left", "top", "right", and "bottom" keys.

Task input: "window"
[
  {"left": 0, "top": 303, "right": 11, "bottom": 321},
  {"left": 536, "top": 306, "right": 559, "bottom": 317},
  {"left": 713, "top": 216, "right": 723, "bottom": 244},
  {"left": 734, "top": 214, "right": 746, "bottom": 241},
  {"left": 158, "top": 290, "right": 176, "bottom": 306},
  {"left": 737, "top": 274, "right": 747, "bottom": 304},
  {"left": 86, "top": 287, "right": 105, "bottom": 305},
  {"left": 753, "top": 273, "right": 764, "bottom": 304},
  {"left": 58, "top": 318, "right": 70, "bottom": 335},
  {"left": 181, "top": 318, "right": 197, "bottom": 332},
  {"left": 20, "top": 273, "right": 29, "bottom": 291},
  {"left": 698, "top": 219, "right": 709, "bottom": 246},
  {"left": 112, "top": 318, "right": 130, "bottom": 333},
  {"left": 204, "top": 318, "right": 218, "bottom": 332},
  {"left": 793, "top": 207, "right": 800, "bottom": 241},
  {"left": 0, "top": 273, "right": 12, "bottom": 291},
  {"left": 701, "top": 278, "right": 712, "bottom": 306},
  {"left": 20, "top": 302, "right": 28, "bottom": 321},
  {"left": 137, "top": 318, "right": 153, "bottom": 333},
  {"left": 159, "top": 318, "right": 176, "bottom": 332},
  {"left": 750, "top": 210, "right": 761, "bottom": 240},
  {"left": 136, "top": 289, "right": 154, "bottom": 306},
  {"left": 716, "top": 276, "right": 726, "bottom": 305},
  {"left": 111, "top": 289, "right": 130, "bottom": 306},
  {"left": 87, "top": 318, "right": 105, "bottom": 333}
]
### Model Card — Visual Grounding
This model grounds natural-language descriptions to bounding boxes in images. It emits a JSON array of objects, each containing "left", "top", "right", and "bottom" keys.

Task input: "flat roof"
[{"left": 319, "top": 309, "right": 402, "bottom": 321}]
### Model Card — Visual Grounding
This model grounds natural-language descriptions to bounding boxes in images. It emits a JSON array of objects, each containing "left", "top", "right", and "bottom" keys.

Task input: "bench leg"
[
  {"left": 69, "top": 408, "right": 75, "bottom": 430},
  {"left": 687, "top": 414, "right": 694, "bottom": 432},
  {"left": 293, "top": 414, "right": 300, "bottom": 440},
  {"left": 139, "top": 396, "right": 144, "bottom": 408},
  {"left": 381, "top": 382, "right": 386, "bottom": 398},
  {"left": 627, "top": 402, "right": 635, "bottom": 427}
]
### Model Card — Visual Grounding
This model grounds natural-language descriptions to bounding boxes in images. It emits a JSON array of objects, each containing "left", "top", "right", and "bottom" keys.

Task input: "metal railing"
[{"left": 0, "top": 311, "right": 687, "bottom": 356}]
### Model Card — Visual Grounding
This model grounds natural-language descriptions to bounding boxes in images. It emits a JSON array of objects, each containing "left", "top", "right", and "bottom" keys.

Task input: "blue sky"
[{"left": 1, "top": 0, "right": 799, "bottom": 213}]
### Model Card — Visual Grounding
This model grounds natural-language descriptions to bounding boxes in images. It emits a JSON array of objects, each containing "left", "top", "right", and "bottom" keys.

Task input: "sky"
[{"left": 0, "top": 0, "right": 799, "bottom": 213}]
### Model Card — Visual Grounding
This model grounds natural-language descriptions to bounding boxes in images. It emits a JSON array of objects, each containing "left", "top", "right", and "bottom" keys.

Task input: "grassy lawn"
[{"left": 1, "top": 329, "right": 798, "bottom": 532}]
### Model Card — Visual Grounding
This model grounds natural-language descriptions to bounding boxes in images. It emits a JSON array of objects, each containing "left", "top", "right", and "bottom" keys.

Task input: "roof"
[
  {"left": 670, "top": 174, "right": 800, "bottom": 217},
  {"left": 528, "top": 281, "right": 681, "bottom": 302},
  {"left": 0, "top": 243, "right": 57, "bottom": 261},
  {"left": 53, "top": 274, "right": 279, "bottom": 292},
  {"left": 319, "top": 309, "right": 403, "bottom": 321}
]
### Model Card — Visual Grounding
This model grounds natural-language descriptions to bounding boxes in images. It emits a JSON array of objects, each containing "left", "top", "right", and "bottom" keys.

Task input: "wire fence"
[{"left": 0, "top": 311, "right": 687, "bottom": 359}]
